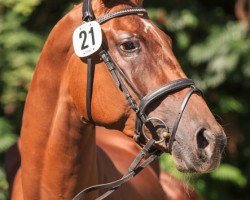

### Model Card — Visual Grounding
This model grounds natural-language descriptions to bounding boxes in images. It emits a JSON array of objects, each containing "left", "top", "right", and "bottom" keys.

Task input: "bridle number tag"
[{"left": 73, "top": 21, "right": 102, "bottom": 57}]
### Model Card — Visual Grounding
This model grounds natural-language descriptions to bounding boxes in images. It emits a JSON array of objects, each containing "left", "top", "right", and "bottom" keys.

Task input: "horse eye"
[{"left": 120, "top": 41, "right": 139, "bottom": 52}]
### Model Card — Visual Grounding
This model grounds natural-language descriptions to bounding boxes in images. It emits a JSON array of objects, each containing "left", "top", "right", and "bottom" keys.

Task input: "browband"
[{"left": 97, "top": 7, "right": 147, "bottom": 24}]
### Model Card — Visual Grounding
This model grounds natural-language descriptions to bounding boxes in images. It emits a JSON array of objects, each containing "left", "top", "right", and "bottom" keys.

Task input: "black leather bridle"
[{"left": 72, "top": 1, "right": 202, "bottom": 199}]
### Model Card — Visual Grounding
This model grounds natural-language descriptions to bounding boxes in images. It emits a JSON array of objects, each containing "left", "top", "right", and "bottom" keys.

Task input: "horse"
[
  {"left": 10, "top": 0, "right": 226, "bottom": 199},
  {"left": 5, "top": 127, "right": 201, "bottom": 200}
]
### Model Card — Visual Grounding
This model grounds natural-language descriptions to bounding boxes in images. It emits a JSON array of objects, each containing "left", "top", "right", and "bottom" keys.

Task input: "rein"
[
  {"left": 72, "top": 0, "right": 202, "bottom": 199},
  {"left": 73, "top": 139, "right": 161, "bottom": 200}
]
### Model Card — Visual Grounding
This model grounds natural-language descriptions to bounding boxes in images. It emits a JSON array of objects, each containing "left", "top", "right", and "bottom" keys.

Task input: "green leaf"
[
  {"left": 0, "top": 166, "right": 9, "bottom": 200},
  {"left": 218, "top": 95, "right": 245, "bottom": 114},
  {"left": 1, "top": 0, "right": 42, "bottom": 16},
  {"left": 211, "top": 164, "right": 247, "bottom": 187},
  {"left": 0, "top": 118, "right": 17, "bottom": 153}
]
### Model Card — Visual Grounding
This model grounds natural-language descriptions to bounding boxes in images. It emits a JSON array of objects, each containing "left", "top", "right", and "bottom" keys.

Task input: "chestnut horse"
[
  {"left": 11, "top": 0, "right": 226, "bottom": 199},
  {"left": 6, "top": 127, "right": 201, "bottom": 200}
]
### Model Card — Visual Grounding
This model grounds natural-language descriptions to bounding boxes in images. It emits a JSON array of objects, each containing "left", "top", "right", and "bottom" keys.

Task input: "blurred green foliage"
[{"left": 0, "top": 0, "right": 249, "bottom": 199}]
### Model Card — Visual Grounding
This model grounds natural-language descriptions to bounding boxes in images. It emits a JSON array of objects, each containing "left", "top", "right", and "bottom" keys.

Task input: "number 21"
[{"left": 79, "top": 27, "right": 95, "bottom": 50}]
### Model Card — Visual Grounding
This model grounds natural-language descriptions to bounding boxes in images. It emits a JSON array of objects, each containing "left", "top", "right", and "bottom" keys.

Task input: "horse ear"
[{"left": 134, "top": 0, "right": 144, "bottom": 6}]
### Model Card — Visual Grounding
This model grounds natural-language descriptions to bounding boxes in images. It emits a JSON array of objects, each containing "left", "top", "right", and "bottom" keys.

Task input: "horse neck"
[{"left": 20, "top": 7, "right": 99, "bottom": 199}]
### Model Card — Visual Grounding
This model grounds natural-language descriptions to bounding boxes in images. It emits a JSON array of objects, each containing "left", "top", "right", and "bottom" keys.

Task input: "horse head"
[{"left": 69, "top": 0, "right": 227, "bottom": 173}]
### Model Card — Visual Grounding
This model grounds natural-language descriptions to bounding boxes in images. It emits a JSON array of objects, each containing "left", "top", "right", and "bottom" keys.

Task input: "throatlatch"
[{"left": 72, "top": 0, "right": 202, "bottom": 199}]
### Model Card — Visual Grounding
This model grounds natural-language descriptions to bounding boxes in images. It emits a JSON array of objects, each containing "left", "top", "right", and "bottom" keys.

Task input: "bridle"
[{"left": 72, "top": 1, "right": 202, "bottom": 199}]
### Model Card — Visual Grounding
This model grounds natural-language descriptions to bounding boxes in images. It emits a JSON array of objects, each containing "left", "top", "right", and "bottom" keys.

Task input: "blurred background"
[{"left": 0, "top": 0, "right": 249, "bottom": 199}]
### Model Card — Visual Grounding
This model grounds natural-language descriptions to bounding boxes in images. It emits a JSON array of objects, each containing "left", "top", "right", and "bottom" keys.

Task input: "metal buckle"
[{"left": 142, "top": 117, "right": 171, "bottom": 144}]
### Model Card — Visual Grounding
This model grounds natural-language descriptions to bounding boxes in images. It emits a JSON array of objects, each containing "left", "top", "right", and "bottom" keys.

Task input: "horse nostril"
[{"left": 196, "top": 128, "right": 209, "bottom": 149}]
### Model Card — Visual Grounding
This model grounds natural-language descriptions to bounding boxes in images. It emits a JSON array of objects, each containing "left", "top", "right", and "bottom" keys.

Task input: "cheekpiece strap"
[{"left": 82, "top": 0, "right": 95, "bottom": 21}]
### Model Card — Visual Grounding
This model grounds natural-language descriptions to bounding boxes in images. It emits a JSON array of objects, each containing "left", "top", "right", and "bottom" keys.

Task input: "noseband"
[{"left": 73, "top": 1, "right": 202, "bottom": 199}]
